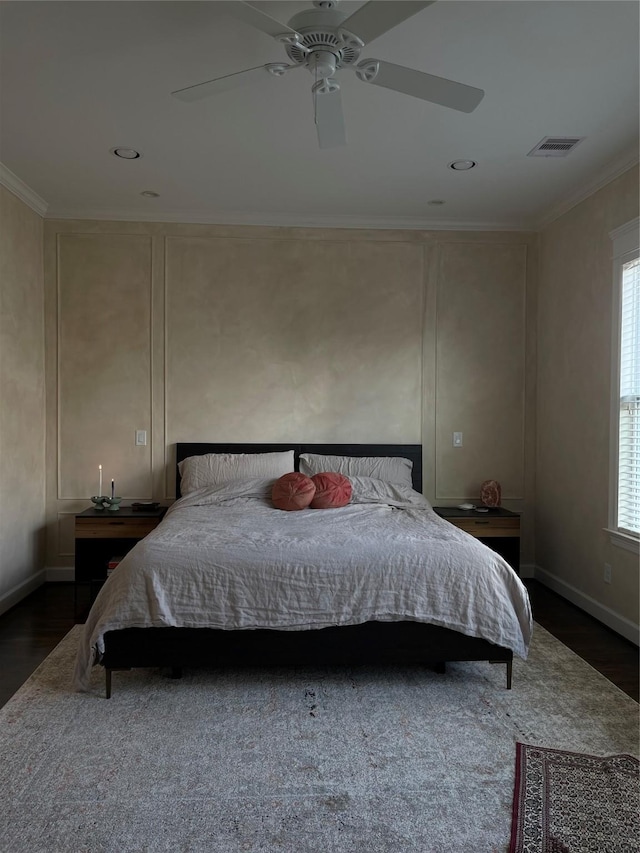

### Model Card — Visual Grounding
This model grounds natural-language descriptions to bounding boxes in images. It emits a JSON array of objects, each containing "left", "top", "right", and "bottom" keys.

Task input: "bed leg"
[
  {"left": 490, "top": 659, "right": 513, "bottom": 689},
  {"left": 106, "top": 668, "right": 112, "bottom": 699},
  {"left": 170, "top": 666, "right": 183, "bottom": 680},
  {"left": 433, "top": 661, "right": 446, "bottom": 675}
]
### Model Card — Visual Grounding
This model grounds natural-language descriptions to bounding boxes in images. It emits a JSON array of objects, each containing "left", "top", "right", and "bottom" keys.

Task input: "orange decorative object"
[
  {"left": 272, "top": 472, "right": 316, "bottom": 511},
  {"left": 309, "top": 473, "right": 352, "bottom": 509},
  {"left": 480, "top": 479, "right": 501, "bottom": 507}
]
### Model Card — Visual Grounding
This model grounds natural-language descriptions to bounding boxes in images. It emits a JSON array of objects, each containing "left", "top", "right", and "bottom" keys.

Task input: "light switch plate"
[
  {"left": 453, "top": 432, "right": 463, "bottom": 447},
  {"left": 135, "top": 430, "right": 147, "bottom": 446}
]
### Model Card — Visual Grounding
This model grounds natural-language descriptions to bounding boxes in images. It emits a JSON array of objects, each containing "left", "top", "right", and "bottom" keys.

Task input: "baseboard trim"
[
  {"left": 0, "top": 570, "right": 46, "bottom": 616},
  {"left": 519, "top": 562, "right": 535, "bottom": 579},
  {"left": 46, "top": 567, "right": 74, "bottom": 582},
  {"left": 534, "top": 566, "right": 640, "bottom": 646}
]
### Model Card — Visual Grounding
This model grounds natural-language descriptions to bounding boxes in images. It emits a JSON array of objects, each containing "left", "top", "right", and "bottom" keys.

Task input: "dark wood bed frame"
[{"left": 101, "top": 443, "right": 513, "bottom": 697}]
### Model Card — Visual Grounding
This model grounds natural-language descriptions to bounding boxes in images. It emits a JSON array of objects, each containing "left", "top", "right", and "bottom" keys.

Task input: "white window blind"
[{"left": 617, "top": 255, "right": 640, "bottom": 535}]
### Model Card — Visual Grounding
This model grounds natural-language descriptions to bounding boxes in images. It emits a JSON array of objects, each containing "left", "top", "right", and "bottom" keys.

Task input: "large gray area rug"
[{"left": 1, "top": 624, "right": 638, "bottom": 853}]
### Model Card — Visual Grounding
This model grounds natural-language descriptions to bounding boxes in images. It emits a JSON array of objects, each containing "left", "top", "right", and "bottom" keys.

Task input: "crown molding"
[
  {"left": 44, "top": 206, "right": 534, "bottom": 232},
  {"left": 3, "top": 153, "right": 635, "bottom": 234},
  {"left": 535, "top": 145, "right": 639, "bottom": 230},
  {"left": 0, "top": 162, "right": 48, "bottom": 216}
]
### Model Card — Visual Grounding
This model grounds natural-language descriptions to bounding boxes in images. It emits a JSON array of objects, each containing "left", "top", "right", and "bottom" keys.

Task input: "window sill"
[{"left": 605, "top": 528, "right": 640, "bottom": 555}]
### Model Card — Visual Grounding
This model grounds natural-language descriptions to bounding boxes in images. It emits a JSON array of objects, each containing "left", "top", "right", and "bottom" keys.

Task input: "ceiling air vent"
[{"left": 527, "top": 136, "right": 586, "bottom": 158}]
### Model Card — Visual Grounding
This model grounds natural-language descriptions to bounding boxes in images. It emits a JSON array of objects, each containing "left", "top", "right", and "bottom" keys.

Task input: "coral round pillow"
[
  {"left": 310, "top": 473, "right": 352, "bottom": 509},
  {"left": 272, "top": 472, "right": 316, "bottom": 511}
]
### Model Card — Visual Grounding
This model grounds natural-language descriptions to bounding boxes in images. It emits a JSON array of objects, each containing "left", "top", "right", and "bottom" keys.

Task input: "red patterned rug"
[{"left": 509, "top": 743, "right": 639, "bottom": 852}]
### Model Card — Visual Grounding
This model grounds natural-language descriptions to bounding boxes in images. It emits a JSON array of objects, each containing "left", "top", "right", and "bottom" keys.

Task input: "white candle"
[{"left": 99, "top": 464, "right": 102, "bottom": 497}]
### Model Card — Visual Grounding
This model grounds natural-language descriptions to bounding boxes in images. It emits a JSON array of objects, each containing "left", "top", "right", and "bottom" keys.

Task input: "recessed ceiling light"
[
  {"left": 112, "top": 147, "right": 141, "bottom": 159},
  {"left": 448, "top": 159, "right": 476, "bottom": 171},
  {"left": 140, "top": 190, "right": 160, "bottom": 198},
  {"left": 428, "top": 199, "right": 446, "bottom": 206}
]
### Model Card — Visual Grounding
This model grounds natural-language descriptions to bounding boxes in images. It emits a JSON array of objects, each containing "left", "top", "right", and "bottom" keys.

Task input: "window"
[{"left": 609, "top": 218, "right": 640, "bottom": 550}]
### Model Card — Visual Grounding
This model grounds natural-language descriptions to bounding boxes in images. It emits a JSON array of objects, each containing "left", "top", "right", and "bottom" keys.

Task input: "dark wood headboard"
[{"left": 175, "top": 443, "right": 422, "bottom": 497}]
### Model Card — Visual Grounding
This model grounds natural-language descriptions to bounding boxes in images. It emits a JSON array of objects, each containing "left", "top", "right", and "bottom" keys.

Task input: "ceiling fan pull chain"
[{"left": 314, "top": 63, "right": 318, "bottom": 125}]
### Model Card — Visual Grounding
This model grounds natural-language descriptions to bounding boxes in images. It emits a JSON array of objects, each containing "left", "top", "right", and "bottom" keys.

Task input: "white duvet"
[{"left": 74, "top": 477, "right": 532, "bottom": 691}]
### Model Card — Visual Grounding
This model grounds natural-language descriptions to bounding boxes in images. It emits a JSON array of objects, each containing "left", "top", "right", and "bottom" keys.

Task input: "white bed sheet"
[{"left": 74, "top": 477, "right": 532, "bottom": 690}]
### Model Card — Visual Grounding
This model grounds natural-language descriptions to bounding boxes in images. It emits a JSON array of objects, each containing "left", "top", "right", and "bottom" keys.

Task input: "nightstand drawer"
[
  {"left": 451, "top": 517, "right": 520, "bottom": 537},
  {"left": 75, "top": 518, "right": 160, "bottom": 539},
  {"left": 432, "top": 507, "right": 521, "bottom": 574}
]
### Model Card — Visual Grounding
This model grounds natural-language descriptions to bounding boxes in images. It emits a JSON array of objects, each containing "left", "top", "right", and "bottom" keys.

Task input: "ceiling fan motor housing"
[{"left": 285, "top": 6, "right": 363, "bottom": 74}]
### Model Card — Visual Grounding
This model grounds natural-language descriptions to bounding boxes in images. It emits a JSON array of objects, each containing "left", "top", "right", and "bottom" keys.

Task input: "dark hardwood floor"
[
  {"left": 0, "top": 583, "right": 77, "bottom": 707},
  {"left": 524, "top": 580, "right": 639, "bottom": 702},
  {"left": 0, "top": 579, "right": 637, "bottom": 708}
]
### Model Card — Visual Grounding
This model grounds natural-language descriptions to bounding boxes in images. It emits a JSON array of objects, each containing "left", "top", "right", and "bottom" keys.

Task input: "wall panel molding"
[
  {"left": 55, "top": 232, "right": 154, "bottom": 500},
  {"left": 43, "top": 219, "right": 538, "bottom": 563},
  {"left": 434, "top": 241, "right": 528, "bottom": 502}
]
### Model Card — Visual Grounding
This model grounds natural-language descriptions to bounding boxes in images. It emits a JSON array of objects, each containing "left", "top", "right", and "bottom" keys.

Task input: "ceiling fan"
[{"left": 171, "top": 0, "right": 484, "bottom": 149}]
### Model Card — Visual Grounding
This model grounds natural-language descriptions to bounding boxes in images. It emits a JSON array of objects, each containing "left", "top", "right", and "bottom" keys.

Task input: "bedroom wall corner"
[
  {"left": 0, "top": 184, "right": 46, "bottom": 613},
  {"left": 536, "top": 164, "right": 640, "bottom": 634}
]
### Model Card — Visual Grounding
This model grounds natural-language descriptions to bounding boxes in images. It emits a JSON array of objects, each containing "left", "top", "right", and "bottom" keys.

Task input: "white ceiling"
[{"left": 1, "top": 0, "right": 638, "bottom": 229}]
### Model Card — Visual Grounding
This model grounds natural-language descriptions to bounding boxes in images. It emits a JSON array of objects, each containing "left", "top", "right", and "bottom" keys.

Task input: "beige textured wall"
[
  {"left": 43, "top": 220, "right": 536, "bottom": 567},
  {"left": 0, "top": 186, "right": 46, "bottom": 609},
  {"left": 435, "top": 243, "right": 527, "bottom": 500},
  {"left": 164, "top": 236, "right": 424, "bottom": 494},
  {"left": 537, "top": 165, "right": 639, "bottom": 626},
  {"left": 57, "top": 234, "right": 152, "bottom": 499}
]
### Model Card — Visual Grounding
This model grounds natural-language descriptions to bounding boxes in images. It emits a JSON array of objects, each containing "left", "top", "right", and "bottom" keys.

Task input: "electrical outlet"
[
  {"left": 603, "top": 563, "right": 612, "bottom": 584},
  {"left": 453, "top": 432, "right": 463, "bottom": 447},
  {"left": 135, "top": 430, "right": 147, "bottom": 446}
]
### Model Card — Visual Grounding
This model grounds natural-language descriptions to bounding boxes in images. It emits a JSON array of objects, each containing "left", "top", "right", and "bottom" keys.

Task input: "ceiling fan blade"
[
  {"left": 357, "top": 59, "right": 484, "bottom": 113},
  {"left": 218, "top": 1, "right": 304, "bottom": 45},
  {"left": 340, "top": 1, "right": 435, "bottom": 45},
  {"left": 314, "top": 87, "right": 347, "bottom": 149},
  {"left": 172, "top": 65, "right": 273, "bottom": 102}
]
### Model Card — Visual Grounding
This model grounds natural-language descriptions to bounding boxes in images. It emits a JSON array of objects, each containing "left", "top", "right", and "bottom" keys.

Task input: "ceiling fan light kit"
[{"left": 172, "top": 0, "right": 485, "bottom": 149}]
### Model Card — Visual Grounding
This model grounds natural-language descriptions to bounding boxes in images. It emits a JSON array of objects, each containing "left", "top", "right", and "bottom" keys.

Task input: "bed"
[{"left": 74, "top": 443, "right": 532, "bottom": 697}]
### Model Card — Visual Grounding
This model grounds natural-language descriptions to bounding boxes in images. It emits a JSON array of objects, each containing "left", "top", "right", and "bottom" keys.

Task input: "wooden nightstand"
[
  {"left": 75, "top": 506, "right": 167, "bottom": 615},
  {"left": 432, "top": 506, "right": 520, "bottom": 574}
]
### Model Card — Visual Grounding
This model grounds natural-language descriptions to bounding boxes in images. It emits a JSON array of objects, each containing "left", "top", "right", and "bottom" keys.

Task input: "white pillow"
[
  {"left": 349, "top": 476, "right": 430, "bottom": 508},
  {"left": 179, "top": 451, "right": 295, "bottom": 495},
  {"left": 299, "top": 453, "right": 413, "bottom": 488}
]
